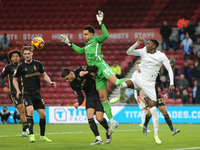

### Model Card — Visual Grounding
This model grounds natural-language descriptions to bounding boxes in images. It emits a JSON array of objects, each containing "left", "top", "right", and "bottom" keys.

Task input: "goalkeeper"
[{"left": 60, "top": 10, "right": 128, "bottom": 135}]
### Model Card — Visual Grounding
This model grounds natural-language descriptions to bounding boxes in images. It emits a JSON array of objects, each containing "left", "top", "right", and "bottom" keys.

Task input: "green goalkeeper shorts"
[{"left": 95, "top": 62, "right": 114, "bottom": 90}]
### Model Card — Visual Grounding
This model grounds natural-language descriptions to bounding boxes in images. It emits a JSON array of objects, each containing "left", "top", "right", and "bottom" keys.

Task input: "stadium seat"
[
  {"left": 175, "top": 98, "right": 182, "bottom": 104},
  {"left": 165, "top": 98, "right": 175, "bottom": 105}
]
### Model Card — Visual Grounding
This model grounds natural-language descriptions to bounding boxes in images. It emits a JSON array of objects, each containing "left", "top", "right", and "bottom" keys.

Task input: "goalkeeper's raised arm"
[{"left": 96, "top": 11, "right": 109, "bottom": 43}]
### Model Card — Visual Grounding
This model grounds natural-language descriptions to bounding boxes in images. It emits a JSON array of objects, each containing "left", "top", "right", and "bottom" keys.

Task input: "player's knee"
[
  {"left": 96, "top": 116, "right": 103, "bottom": 122},
  {"left": 87, "top": 113, "right": 93, "bottom": 119},
  {"left": 27, "top": 108, "right": 34, "bottom": 116},
  {"left": 120, "top": 81, "right": 127, "bottom": 89},
  {"left": 39, "top": 111, "right": 46, "bottom": 119}
]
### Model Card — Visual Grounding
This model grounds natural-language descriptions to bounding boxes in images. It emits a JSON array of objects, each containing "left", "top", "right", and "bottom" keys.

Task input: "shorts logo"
[{"left": 54, "top": 108, "right": 67, "bottom": 121}]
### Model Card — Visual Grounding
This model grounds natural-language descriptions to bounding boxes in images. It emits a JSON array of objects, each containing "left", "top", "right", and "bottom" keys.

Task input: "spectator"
[
  {"left": 177, "top": 74, "right": 189, "bottom": 97},
  {"left": 160, "top": 64, "right": 168, "bottom": 88},
  {"left": 110, "top": 61, "right": 122, "bottom": 79},
  {"left": 167, "top": 36, "right": 178, "bottom": 51},
  {"left": 168, "top": 61, "right": 178, "bottom": 100},
  {"left": 177, "top": 17, "right": 187, "bottom": 29},
  {"left": 162, "top": 40, "right": 168, "bottom": 50},
  {"left": 178, "top": 24, "right": 187, "bottom": 44},
  {"left": 0, "top": 49, "right": 10, "bottom": 64},
  {"left": 0, "top": 33, "right": 10, "bottom": 51},
  {"left": 0, "top": 105, "right": 11, "bottom": 124},
  {"left": 193, "top": 38, "right": 200, "bottom": 56},
  {"left": 195, "top": 51, "right": 200, "bottom": 65},
  {"left": 180, "top": 33, "right": 193, "bottom": 60},
  {"left": 181, "top": 89, "right": 190, "bottom": 104},
  {"left": 194, "top": 83, "right": 200, "bottom": 104},
  {"left": 160, "top": 21, "right": 172, "bottom": 46},
  {"left": 192, "top": 59, "right": 200, "bottom": 84},
  {"left": 125, "top": 88, "right": 136, "bottom": 104},
  {"left": 169, "top": 55, "right": 176, "bottom": 65},
  {"left": 13, "top": 109, "right": 21, "bottom": 124},
  {"left": 186, "top": 20, "right": 195, "bottom": 39},
  {"left": 193, "top": 80, "right": 198, "bottom": 103},
  {"left": 180, "top": 60, "right": 192, "bottom": 86},
  {"left": 193, "top": 28, "right": 200, "bottom": 43}
]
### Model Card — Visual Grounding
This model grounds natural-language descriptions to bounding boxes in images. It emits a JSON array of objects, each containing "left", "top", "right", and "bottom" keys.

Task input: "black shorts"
[
  {"left": 156, "top": 93, "right": 165, "bottom": 107},
  {"left": 86, "top": 93, "right": 104, "bottom": 112},
  {"left": 9, "top": 91, "right": 23, "bottom": 107},
  {"left": 144, "top": 93, "right": 165, "bottom": 108},
  {"left": 23, "top": 91, "right": 45, "bottom": 110}
]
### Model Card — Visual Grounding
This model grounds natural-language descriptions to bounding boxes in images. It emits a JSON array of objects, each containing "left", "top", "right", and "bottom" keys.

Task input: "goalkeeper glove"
[
  {"left": 96, "top": 10, "right": 104, "bottom": 25},
  {"left": 60, "top": 34, "right": 72, "bottom": 46}
]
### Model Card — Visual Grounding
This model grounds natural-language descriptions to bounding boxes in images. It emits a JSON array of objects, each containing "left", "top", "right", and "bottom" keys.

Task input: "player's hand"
[
  {"left": 3, "top": 87, "right": 9, "bottom": 94},
  {"left": 140, "top": 96, "right": 145, "bottom": 102},
  {"left": 168, "top": 85, "right": 175, "bottom": 93},
  {"left": 74, "top": 102, "right": 79, "bottom": 109},
  {"left": 137, "top": 96, "right": 141, "bottom": 103},
  {"left": 96, "top": 10, "right": 104, "bottom": 25},
  {"left": 163, "top": 93, "right": 168, "bottom": 100},
  {"left": 137, "top": 38, "right": 144, "bottom": 44},
  {"left": 60, "top": 34, "right": 72, "bottom": 46},
  {"left": 79, "top": 71, "right": 88, "bottom": 77},
  {"left": 16, "top": 91, "right": 21, "bottom": 99},
  {"left": 50, "top": 82, "right": 57, "bottom": 88}
]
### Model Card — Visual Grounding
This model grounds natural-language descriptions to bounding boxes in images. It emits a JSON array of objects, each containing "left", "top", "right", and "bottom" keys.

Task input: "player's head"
[
  {"left": 146, "top": 39, "right": 159, "bottom": 53},
  {"left": 135, "top": 60, "right": 141, "bottom": 73},
  {"left": 8, "top": 49, "right": 21, "bottom": 65},
  {"left": 61, "top": 68, "right": 76, "bottom": 83},
  {"left": 83, "top": 25, "right": 95, "bottom": 42},
  {"left": 21, "top": 46, "right": 34, "bottom": 63}
]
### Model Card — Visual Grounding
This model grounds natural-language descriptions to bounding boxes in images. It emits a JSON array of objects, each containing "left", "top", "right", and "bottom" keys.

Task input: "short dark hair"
[
  {"left": 61, "top": 68, "right": 71, "bottom": 78},
  {"left": 83, "top": 25, "right": 95, "bottom": 34},
  {"left": 150, "top": 39, "right": 159, "bottom": 48},
  {"left": 8, "top": 49, "right": 22, "bottom": 61}
]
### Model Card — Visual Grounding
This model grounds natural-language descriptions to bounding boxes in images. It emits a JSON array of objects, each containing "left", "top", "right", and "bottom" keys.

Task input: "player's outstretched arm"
[
  {"left": 60, "top": 34, "right": 85, "bottom": 54},
  {"left": 126, "top": 38, "right": 144, "bottom": 55},
  {"left": 163, "top": 61, "right": 175, "bottom": 93},
  {"left": 96, "top": 11, "right": 109, "bottom": 43},
  {"left": 42, "top": 72, "right": 56, "bottom": 87}
]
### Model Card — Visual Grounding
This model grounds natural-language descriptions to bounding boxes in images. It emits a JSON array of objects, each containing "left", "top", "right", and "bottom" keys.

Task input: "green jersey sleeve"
[
  {"left": 71, "top": 43, "right": 85, "bottom": 54},
  {"left": 96, "top": 24, "right": 109, "bottom": 43}
]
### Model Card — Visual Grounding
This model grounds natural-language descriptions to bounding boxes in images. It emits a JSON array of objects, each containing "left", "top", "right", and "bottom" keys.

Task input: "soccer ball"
[{"left": 31, "top": 37, "right": 44, "bottom": 50}]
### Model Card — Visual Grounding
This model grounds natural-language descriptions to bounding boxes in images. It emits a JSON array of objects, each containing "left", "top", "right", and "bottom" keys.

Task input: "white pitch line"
[
  {"left": 0, "top": 129, "right": 142, "bottom": 138},
  {"left": 168, "top": 147, "right": 200, "bottom": 150}
]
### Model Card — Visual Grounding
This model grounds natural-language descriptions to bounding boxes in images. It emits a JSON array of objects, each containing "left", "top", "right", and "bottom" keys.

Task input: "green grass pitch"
[{"left": 0, "top": 123, "right": 199, "bottom": 150}]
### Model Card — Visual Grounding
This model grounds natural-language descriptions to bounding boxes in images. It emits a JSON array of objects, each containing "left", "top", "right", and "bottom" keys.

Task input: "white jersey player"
[
  {"left": 132, "top": 61, "right": 148, "bottom": 128},
  {"left": 110, "top": 38, "right": 175, "bottom": 145}
]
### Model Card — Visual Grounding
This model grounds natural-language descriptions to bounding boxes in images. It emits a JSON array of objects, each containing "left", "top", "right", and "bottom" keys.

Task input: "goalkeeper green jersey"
[{"left": 71, "top": 24, "right": 108, "bottom": 66}]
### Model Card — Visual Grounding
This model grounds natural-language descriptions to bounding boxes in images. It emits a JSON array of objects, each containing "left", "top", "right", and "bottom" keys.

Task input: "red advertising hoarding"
[{"left": 0, "top": 29, "right": 161, "bottom": 42}]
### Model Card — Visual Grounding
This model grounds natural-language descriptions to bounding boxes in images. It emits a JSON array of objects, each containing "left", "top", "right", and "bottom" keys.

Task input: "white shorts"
[
  {"left": 134, "top": 90, "right": 146, "bottom": 110},
  {"left": 130, "top": 76, "right": 156, "bottom": 101}
]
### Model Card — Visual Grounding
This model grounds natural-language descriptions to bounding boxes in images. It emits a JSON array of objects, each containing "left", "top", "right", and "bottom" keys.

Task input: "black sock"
[
  {"left": 88, "top": 118, "right": 99, "bottom": 137},
  {"left": 99, "top": 118, "right": 109, "bottom": 130},
  {"left": 39, "top": 119, "right": 46, "bottom": 136},
  {"left": 164, "top": 114, "right": 173, "bottom": 130},
  {"left": 144, "top": 114, "right": 152, "bottom": 127},
  {"left": 27, "top": 115, "right": 34, "bottom": 134},
  {"left": 22, "top": 122, "right": 28, "bottom": 132}
]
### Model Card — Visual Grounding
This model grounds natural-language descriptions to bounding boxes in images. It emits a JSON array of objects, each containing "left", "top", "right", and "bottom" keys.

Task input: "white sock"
[
  {"left": 150, "top": 107, "right": 159, "bottom": 135},
  {"left": 110, "top": 118, "right": 115, "bottom": 124},
  {"left": 96, "top": 135, "right": 102, "bottom": 141},
  {"left": 141, "top": 110, "right": 148, "bottom": 125},
  {"left": 40, "top": 136, "right": 44, "bottom": 138},
  {"left": 119, "top": 81, "right": 128, "bottom": 98}
]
